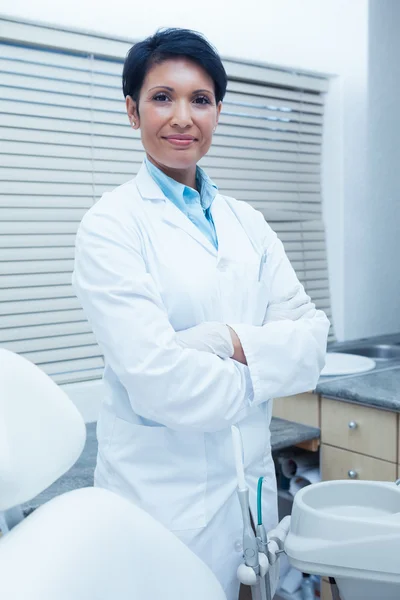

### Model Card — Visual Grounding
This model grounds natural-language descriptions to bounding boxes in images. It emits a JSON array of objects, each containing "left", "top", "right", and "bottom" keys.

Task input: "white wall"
[
  {"left": 343, "top": 0, "right": 400, "bottom": 339},
  {"left": 1, "top": 0, "right": 373, "bottom": 342}
]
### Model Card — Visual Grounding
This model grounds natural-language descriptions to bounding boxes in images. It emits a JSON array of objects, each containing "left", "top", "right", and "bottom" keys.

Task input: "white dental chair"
[{"left": 0, "top": 349, "right": 226, "bottom": 600}]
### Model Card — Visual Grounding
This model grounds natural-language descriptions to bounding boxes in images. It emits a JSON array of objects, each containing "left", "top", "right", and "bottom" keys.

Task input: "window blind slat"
[
  {"left": 223, "top": 59, "right": 329, "bottom": 93},
  {"left": 0, "top": 272, "right": 73, "bottom": 287},
  {"left": 1, "top": 247, "right": 74, "bottom": 261},
  {"left": 0, "top": 284, "right": 75, "bottom": 302},
  {"left": 0, "top": 234, "right": 76, "bottom": 248},
  {"left": 4, "top": 333, "right": 96, "bottom": 354},
  {"left": 227, "top": 80, "right": 325, "bottom": 105},
  {"left": 0, "top": 222, "right": 78, "bottom": 234},
  {"left": 20, "top": 345, "right": 104, "bottom": 366},
  {"left": 51, "top": 367, "right": 104, "bottom": 384},
  {"left": 41, "top": 357, "right": 105, "bottom": 378},
  {"left": 0, "top": 206, "right": 88, "bottom": 220},
  {"left": 224, "top": 91, "right": 324, "bottom": 116},
  {"left": 0, "top": 319, "right": 91, "bottom": 341},
  {"left": 1, "top": 296, "right": 79, "bottom": 314},
  {"left": 0, "top": 195, "right": 93, "bottom": 209},
  {"left": 0, "top": 259, "right": 74, "bottom": 275}
]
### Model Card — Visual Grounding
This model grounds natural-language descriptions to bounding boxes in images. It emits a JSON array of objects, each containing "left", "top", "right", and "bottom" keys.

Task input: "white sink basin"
[{"left": 285, "top": 480, "right": 400, "bottom": 600}]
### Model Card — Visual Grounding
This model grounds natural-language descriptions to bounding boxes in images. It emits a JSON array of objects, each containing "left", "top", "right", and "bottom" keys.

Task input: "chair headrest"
[{"left": 0, "top": 349, "right": 86, "bottom": 511}]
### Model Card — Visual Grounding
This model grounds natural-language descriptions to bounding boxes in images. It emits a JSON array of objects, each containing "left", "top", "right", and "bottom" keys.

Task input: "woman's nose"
[{"left": 170, "top": 100, "right": 193, "bottom": 128}]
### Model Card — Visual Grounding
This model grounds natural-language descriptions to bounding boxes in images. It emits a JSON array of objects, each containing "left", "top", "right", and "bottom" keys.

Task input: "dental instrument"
[{"left": 231, "top": 426, "right": 269, "bottom": 600}]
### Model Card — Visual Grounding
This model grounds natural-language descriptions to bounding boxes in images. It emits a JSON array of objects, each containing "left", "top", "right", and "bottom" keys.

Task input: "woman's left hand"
[
  {"left": 175, "top": 322, "right": 247, "bottom": 365},
  {"left": 175, "top": 322, "right": 234, "bottom": 359}
]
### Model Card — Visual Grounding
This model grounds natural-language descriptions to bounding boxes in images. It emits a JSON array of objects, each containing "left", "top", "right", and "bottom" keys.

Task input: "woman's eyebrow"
[
  {"left": 148, "top": 86, "right": 213, "bottom": 95},
  {"left": 148, "top": 86, "right": 174, "bottom": 92},
  {"left": 192, "top": 88, "right": 214, "bottom": 95}
]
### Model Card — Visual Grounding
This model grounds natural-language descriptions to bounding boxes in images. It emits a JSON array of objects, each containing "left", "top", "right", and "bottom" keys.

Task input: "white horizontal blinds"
[
  {"left": 199, "top": 67, "right": 325, "bottom": 221},
  {"left": 0, "top": 42, "right": 125, "bottom": 384},
  {"left": 271, "top": 221, "right": 334, "bottom": 340},
  {"left": 89, "top": 55, "right": 144, "bottom": 197}
]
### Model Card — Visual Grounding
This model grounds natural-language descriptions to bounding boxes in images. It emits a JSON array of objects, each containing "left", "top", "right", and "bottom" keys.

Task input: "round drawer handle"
[
  {"left": 348, "top": 421, "right": 358, "bottom": 430},
  {"left": 348, "top": 470, "right": 358, "bottom": 479}
]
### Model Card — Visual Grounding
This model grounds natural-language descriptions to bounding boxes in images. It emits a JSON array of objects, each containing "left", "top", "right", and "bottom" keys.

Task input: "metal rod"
[
  {"left": 264, "top": 571, "right": 272, "bottom": 600},
  {"left": 250, "top": 578, "right": 263, "bottom": 600}
]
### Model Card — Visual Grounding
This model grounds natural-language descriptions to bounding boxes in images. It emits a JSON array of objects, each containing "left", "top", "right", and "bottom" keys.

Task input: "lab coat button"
[
  {"left": 244, "top": 548, "right": 256, "bottom": 559},
  {"left": 234, "top": 540, "right": 243, "bottom": 552}
]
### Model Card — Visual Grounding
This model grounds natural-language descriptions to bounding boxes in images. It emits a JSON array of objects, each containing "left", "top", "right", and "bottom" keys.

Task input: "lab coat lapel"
[
  {"left": 210, "top": 193, "right": 241, "bottom": 260},
  {"left": 135, "top": 162, "right": 217, "bottom": 257}
]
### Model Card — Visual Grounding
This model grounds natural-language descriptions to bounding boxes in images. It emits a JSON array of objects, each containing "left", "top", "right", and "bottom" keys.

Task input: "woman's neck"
[{"left": 146, "top": 155, "right": 197, "bottom": 190}]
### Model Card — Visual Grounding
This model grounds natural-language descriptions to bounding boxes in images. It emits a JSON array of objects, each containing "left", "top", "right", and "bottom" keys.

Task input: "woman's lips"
[{"left": 164, "top": 137, "right": 196, "bottom": 147}]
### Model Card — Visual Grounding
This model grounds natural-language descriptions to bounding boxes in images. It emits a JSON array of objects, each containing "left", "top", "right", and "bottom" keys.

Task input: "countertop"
[
  {"left": 23, "top": 418, "right": 320, "bottom": 512},
  {"left": 316, "top": 332, "right": 400, "bottom": 411},
  {"left": 270, "top": 417, "right": 319, "bottom": 451}
]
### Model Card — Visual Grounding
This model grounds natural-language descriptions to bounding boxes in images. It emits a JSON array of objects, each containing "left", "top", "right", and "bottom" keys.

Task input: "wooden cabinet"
[
  {"left": 321, "top": 578, "right": 332, "bottom": 600},
  {"left": 320, "top": 396, "right": 398, "bottom": 487},
  {"left": 321, "top": 397, "right": 397, "bottom": 462},
  {"left": 321, "top": 444, "right": 397, "bottom": 482},
  {"left": 273, "top": 392, "right": 319, "bottom": 427}
]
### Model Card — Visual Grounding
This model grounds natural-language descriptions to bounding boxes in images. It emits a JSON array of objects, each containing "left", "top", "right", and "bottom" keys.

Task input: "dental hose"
[{"left": 256, "top": 477, "right": 273, "bottom": 600}]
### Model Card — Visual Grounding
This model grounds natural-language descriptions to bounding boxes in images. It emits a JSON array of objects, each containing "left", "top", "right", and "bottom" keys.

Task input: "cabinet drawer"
[
  {"left": 272, "top": 392, "right": 318, "bottom": 427},
  {"left": 321, "top": 578, "right": 332, "bottom": 600},
  {"left": 321, "top": 444, "right": 397, "bottom": 482},
  {"left": 321, "top": 397, "right": 397, "bottom": 462}
]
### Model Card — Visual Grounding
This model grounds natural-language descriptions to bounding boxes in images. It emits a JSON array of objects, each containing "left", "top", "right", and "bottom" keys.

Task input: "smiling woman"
[
  {"left": 125, "top": 58, "right": 220, "bottom": 186},
  {"left": 72, "top": 27, "right": 329, "bottom": 600},
  {"left": 123, "top": 29, "right": 224, "bottom": 186}
]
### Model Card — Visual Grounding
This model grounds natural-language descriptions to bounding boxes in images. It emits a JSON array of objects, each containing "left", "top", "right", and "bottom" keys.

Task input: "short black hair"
[{"left": 122, "top": 28, "right": 227, "bottom": 108}]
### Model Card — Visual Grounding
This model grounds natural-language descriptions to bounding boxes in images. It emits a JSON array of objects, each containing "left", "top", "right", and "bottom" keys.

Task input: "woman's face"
[{"left": 126, "top": 58, "right": 222, "bottom": 177}]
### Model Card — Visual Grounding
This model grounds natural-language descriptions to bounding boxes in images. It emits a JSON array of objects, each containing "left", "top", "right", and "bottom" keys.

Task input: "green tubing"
[{"left": 257, "top": 476, "right": 264, "bottom": 526}]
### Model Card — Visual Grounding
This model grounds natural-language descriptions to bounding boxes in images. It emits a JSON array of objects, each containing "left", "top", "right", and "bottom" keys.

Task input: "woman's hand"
[
  {"left": 227, "top": 325, "right": 247, "bottom": 365},
  {"left": 175, "top": 322, "right": 234, "bottom": 358},
  {"left": 175, "top": 322, "right": 248, "bottom": 365}
]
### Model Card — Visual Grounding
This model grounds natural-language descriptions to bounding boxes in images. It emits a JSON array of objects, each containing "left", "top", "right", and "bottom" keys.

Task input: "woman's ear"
[
  {"left": 126, "top": 95, "right": 140, "bottom": 129},
  {"left": 215, "top": 101, "right": 222, "bottom": 129}
]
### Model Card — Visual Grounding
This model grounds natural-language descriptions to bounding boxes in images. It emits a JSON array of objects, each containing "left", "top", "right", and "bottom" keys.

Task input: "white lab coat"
[{"left": 72, "top": 162, "right": 329, "bottom": 599}]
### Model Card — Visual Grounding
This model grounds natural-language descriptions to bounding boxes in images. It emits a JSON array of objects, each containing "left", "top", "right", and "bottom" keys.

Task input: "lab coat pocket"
[
  {"left": 108, "top": 417, "right": 207, "bottom": 532},
  {"left": 218, "top": 260, "right": 269, "bottom": 325}
]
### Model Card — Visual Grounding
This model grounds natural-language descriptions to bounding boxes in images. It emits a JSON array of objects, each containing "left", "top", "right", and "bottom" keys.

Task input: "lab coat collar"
[
  {"left": 135, "top": 161, "right": 218, "bottom": 257},
  {"left": 135, "top": 161, "right": 167, "bottom": 202}
]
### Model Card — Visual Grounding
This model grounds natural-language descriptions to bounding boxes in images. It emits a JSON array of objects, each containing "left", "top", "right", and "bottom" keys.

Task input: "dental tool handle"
[
  {"left": 238, "top": 488, "right": 259, "bottom": 569},
  {"left": 256, "top": 523, "right": 268, "bottom": 552},
  {"left": 231, "top": 425, "right": 246, "bottom": 490},
  {"left": 268, "top": 515, "right": 291, "bottom": 550},
  {"left": 256, "top": 525, "right": 273, "bottom": 600},
  {"left": 259, "top": 576, "right": 268, "bottom": 600},
  {"left": 251, "top": 582, "right": 263, "bottom": 600},
  {"left": 264, "top": 573, "right": 273, "bottom": 600}
]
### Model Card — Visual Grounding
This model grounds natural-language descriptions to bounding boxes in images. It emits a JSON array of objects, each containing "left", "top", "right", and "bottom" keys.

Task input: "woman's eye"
[
  {"left": 194, "top": 96, "right": 211, "bottom": 105},
  {"left": 153, "top": 93, "right": 169, "bottom": 102}
]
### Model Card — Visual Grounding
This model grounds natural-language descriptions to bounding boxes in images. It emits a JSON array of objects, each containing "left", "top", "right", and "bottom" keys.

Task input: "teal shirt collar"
[{"left": 144, "top": 157, "right": 218, "bottom": 213}]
